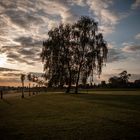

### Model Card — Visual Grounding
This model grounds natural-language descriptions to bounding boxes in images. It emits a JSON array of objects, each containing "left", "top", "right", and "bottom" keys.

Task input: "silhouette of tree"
[
  {"left": 72, "top": 17, "right": 107, "bottom": 93},
  {"left": 101, "top": 80, "right": 106, "bottom": 87},
  {"left": 20, "top": 74, "right": 26, "bottom": 98},
  {"left": 31, "top": 74, "right": 39, "bottom": 94},
  {"left": 119, "top": 70, "right": 131, "bottom": 84},
  {"left": 109, "top": 76, "right": 121, "bottom": 87},
  {"left": 41, "top": 16, "right": 108, "bottom": 93},
  {"left": 27, "top": 73, "right": 32, "bottom": 96},
  {"left": 134, "top": 79, "right": 140, "bottom": 88},
  {"left": 41, "top": 24, "right": 74, "bottom": 90},
  {"left": 109, "top": 71, "right": 131, "bottom": 88}
]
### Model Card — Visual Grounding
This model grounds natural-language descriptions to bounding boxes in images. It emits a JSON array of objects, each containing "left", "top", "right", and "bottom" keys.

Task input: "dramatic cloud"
[
  {"left": 1, "top": 42, "right": 41, "bottom": 65},
  {"left": 122, "top": 45, "right": 140, "bottom": 53},
  {"left": 0, "top": 67, "right": 21, "bottom": 84},
  {"left": 135, "top": 33, "right": 140, "bottom": 40},
  {"left": 122, "top": 42, "right": 140, "bottom": 53},
  {"left": 0, "top": 67, "right": 20, "bottom": 72},
  {"left": 14, "top": 36, "right": 41, "bottom": 46},
  {"left": 0, "top": 31, "right": 43, "bottom": 63},
  {"left": 130, "top": 74, "right": 140, "bottom": 81},
  {"left": 107, "top": 48, "right": 126, "bottom": 63},
  {"left": 0, "top": 0, "right": 140, "bottom": 85},
  {"left": 70, "top": 0, "right": 86, "bottom": 6},
  {"left": 86, "top": 0, "right": 127, "bottom": 35},
  {"left": 112, "top": 68, "right": 125, "bottom": 72},
  {"left": 131, "top": 0, "right": 140, "bottom": 9},
  {"left": 107, "top": 42, "right": 127, "bottom": 63},
  {"left": 0, "top": 0, "right": 79, "bottom": 68}
]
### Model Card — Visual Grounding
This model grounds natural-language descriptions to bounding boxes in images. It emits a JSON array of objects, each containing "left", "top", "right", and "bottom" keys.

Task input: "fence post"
[
  {"left": 33, "top": 84, "right": 35, "bottom": 95},
  {"left": 0, "top": 90, "right": 3, "bottom": 99}
]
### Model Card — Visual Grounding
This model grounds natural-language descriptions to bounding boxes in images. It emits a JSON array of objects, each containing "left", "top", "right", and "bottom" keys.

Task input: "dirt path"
[{"left": 2, "top": 91, "right": 36, "bottom": 99}]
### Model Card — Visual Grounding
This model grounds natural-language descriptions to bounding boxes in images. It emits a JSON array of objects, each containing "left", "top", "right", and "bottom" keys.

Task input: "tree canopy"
[
  {"left": 109, "top": 70, "right": 131, "bottom": 87},
  {"left": 41, "top": 16, "right": 108, "bottom": 93}
]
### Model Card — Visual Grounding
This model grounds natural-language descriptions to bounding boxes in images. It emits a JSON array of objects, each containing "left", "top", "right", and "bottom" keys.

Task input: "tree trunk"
[
  {"left": 21, "top": 82, "right": 24, "bottom": 98},
  {"left": 66, "top": 72, "right": 72, "bottom": 93},
  {"left": 0, "top": 90, "right": 3, "bottom": 99},
  {"left": 29, "top": 83, "right": 31, "bottom": 96},
  {"left": 66, "top": 67, "right": 72, "bottom": 93},
  {"left": 75, "top": 65, "right": 81, "bottom": 94},
  {"left": 33, "top": 84, "right": 35, "bottom": 95}
]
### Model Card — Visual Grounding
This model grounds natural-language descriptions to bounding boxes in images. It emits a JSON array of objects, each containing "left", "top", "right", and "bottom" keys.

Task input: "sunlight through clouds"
[
  {"left": 0, "top": 0, "right": 140, "bottom": 85},
  {"left": 0, "top": 54, "right": 6, "bottom": 66}
]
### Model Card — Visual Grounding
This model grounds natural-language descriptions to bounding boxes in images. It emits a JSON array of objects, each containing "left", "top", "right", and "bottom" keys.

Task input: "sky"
[{"left": 0, "top": 0, "right": 140, "bottom": 86}]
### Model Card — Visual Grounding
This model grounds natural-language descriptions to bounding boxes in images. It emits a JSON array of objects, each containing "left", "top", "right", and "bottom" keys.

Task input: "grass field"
[{"left": 0, "top": 90, "right": 140, "bottom": 140}]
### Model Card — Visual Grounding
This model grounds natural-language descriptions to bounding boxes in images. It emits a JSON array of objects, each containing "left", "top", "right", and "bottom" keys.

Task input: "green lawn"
[{"left": 0, "top": 91, "right": 140, "bottom": 140}]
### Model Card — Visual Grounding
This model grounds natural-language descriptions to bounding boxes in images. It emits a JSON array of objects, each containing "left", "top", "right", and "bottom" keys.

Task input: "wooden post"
[
  {"left": 21, "top": 82, "right": 24, "bottom": 98},
  {"left": 33, "top": 84, "right": 35, "bottom": 95},
  {"left": 0, "top": 90, "right": 3, "bottom": 99},
  {"left": 29, "top": 83, "right": 31, "bottom": 96}
]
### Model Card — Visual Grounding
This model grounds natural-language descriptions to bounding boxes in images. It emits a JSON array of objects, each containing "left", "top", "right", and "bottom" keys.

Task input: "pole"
[
  {"left": 0, "top": 90, "right": 3, "bottom": 99},
  {"left": 21, "top": 82, "right": 24, "bottom": 98}
]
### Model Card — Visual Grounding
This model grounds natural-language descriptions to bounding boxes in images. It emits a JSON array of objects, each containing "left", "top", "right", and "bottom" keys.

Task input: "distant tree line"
[{"left": 83, "top": 71, "right": 140, "bottom": 89}]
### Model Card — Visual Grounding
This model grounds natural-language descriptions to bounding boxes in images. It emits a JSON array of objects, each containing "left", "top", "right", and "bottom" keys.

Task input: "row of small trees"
[
  {"left": 20, "top": 73, "right": 45, "bottom": 98},
  {"left": 41, "top": 16, "right": 108, "bottom": 93}
]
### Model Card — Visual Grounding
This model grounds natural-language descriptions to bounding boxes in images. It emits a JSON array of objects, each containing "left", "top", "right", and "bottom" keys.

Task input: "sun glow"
[{"left": 0, "top": 54, "right": 6, "bottom": 66}]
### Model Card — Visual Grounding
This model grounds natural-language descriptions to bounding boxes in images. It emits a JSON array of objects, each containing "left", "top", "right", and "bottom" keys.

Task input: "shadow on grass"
[
  {"left": 68, "top": 93, "right": 140, "bottom": 112},
  {"left": 23, "top": 97, "right": 30, "bottom": 100},
  {"left": 2, "top": 99, "right": 13, "bottom": 105}
]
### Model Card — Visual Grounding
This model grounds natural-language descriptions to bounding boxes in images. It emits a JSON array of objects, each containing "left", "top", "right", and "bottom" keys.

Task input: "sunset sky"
[{"left": 0, "top": 0, "right": 140, "bottom": 86}]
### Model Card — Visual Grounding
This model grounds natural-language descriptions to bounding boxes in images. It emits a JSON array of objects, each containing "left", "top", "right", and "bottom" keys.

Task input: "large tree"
[
  {"left": 41, "top": 16, "right": 108, "bottom": 93},
  {"left": 71, "top": 17, "right": 107, "bottom": 93}
]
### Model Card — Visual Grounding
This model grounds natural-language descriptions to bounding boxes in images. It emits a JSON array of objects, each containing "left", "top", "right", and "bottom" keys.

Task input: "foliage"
[
  {"left": 109, "top": 71, "right": 131, "bottom": 87},
  {"left": 20, "top": 74, "right": 26, "bottom": 84},
  {"left": 41, "top": 16, "right": 108, "bottom": 93}
]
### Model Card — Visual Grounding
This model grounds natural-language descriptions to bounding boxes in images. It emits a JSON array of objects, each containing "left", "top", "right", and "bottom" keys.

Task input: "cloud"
[
  {"left": 135, "top": 33, "right": 140, "bottom": 40},
  {"left": 107, "top": 48, "right": 126, "bottom": 63},
  {"left": 2, "top": 73, "right": 21, "bottom": 77},
  {"left": 6, "top": 52, "right": 35, "bottom": 65},
  {"left": 38, "top": 0, "right": 77, "bottom": 23},
  {"left": 131, "top": 0, "right": 140, "bottom": 9},
  {"left": 122, "top": 42, "right": 140, "bottom": 53},
  {"left": 0, "top": 67, "right": 20, "bottom": 72},
  {"left": 86, "top": 0, "right": 126, "bottom": 35},
  {"left": 0, "top": 32, "right": 43, "bottom": 64},
  {"left": 112, "top": 68, "right": 125, "bottom": 72},
  {"left": 4, "top": 9, "right": 44, "bottom": 29},
  {"left": 0, "top": 0, "right": 78, "bottom": 67},
  {"left": 0, "top": 0, "right": 139, "bottom": 85},
  {"left": 130, "top": 74, "right": 140, "bottom": 81},
  {"left": 106, "top": 42, "right": 127, "bottom": 63},
  {"left": 1, "top": 40, "right": 41, "bottom": 65},
  {"left": 15, "top": 36, "right": 43, "bottom": 49},
  {"left": 122, "top": 45, "right": 140, "bottom": 53},
  {"left": 69, "top": 0, "right": 86, "bottom": 7}
]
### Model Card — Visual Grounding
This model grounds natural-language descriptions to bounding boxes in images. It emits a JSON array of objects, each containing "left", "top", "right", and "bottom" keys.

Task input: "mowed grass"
[{"left": 0, "top": 91, "right": 140, "bottom": 140}]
